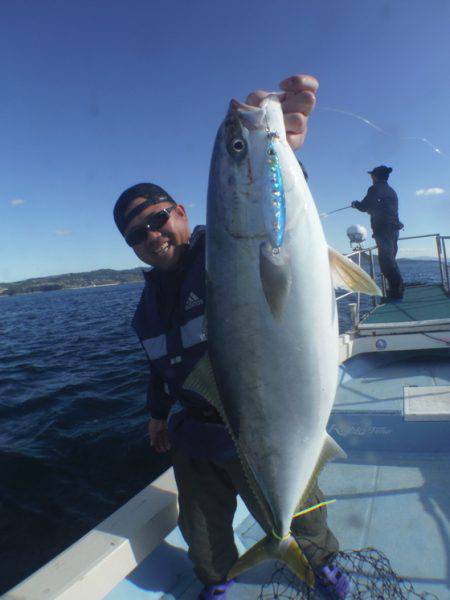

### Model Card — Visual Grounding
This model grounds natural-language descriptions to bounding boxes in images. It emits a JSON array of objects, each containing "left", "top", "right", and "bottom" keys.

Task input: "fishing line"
[
  {"left": 292, "top": 499, "right": 336, "bottom": 518},
  {"left": 271, "top": 530, "right": 292, "bottom": 542},
  {"left": 316, "top": 106, "right": 447, "bottom": 219},
  {"left": 319, "top": 206, "right": 352, "bottom": 219},
  {"left": 318, "top": 106, "right": 449, "bottom": 159}
]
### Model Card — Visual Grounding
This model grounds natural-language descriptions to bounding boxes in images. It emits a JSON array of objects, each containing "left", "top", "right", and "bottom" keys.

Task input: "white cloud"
[
  {"left": 415, "top": 187, "right": 445, "bottom": 196},
  {"left": 10, "top": 198, "right": 25, "bottom": 206},
  {"left": 54, "top": 229, "right": 72, "bottom": 237}
]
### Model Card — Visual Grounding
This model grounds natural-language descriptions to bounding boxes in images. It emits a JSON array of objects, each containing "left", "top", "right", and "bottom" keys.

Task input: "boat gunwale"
[{"left": 357, "top": 316, "right": 450, "bottom": 330}]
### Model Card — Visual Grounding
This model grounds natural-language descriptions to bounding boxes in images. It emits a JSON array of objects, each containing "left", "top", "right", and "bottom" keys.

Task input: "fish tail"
[{"left": 227, "top": 532, "right": 315, "bottom": 587}]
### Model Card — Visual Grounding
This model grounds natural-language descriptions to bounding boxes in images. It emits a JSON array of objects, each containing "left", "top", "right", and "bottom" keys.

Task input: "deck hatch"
[{"left": 403, "top": 385, "right": 450, "bottom": 421}]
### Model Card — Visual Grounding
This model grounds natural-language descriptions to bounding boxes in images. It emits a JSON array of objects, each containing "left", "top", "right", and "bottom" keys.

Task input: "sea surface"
[{"left": 0, "top": 259, "right": 444, "bottom": 592}]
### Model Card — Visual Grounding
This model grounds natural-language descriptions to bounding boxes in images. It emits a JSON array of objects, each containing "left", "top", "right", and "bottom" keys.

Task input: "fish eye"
[
  {"left": 232, "top": 139, "right": 245, "bottom": 152},
  {"left": 267, "top": 147, "right": 275, "bottom": 156}
]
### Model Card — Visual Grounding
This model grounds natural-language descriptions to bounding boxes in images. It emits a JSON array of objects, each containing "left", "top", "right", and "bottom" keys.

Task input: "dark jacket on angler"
[
  {"left": 132, "top": 226, "right": 237, "bottom": 461},
  {"left": 353, "top": 180, "right": 403, "bottom": 236}
]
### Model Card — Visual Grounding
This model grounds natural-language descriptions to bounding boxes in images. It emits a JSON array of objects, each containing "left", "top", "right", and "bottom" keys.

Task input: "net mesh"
[{"left": 256, "top": 547, "right": 439, "bottom": 599}]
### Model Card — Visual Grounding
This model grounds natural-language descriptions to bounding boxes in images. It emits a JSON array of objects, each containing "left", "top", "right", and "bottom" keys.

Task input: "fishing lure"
[{"left": 264, "top": 130, "right": 286, "bottom": 250}]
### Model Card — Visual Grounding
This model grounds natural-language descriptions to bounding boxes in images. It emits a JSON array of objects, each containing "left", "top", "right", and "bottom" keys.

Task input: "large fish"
[{"left": 185, "top": 95, "right": 380, "bottom": 585}]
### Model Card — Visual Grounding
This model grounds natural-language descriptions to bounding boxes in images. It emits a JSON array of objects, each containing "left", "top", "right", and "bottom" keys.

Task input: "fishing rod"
[{"left": 319, "top": 205, "right": 353, "bottom": 218}]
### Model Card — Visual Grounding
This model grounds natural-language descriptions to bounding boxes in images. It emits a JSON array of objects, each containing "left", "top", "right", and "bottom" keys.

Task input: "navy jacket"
[
  {"left": 353, "top": 181, "right": 403, "bottom": 236},
  {"left": 132, "top": 226, "right": 236, "bottom": 461}
]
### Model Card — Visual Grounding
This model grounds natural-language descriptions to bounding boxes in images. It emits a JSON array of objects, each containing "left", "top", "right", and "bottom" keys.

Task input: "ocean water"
[{"left": 0, "top": 260, "right": 444, "bottom": 592}]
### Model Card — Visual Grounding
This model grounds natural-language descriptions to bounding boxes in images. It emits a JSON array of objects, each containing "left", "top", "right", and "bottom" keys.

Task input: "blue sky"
[{"left": 1, "top": 0, "right": 449, "bottom": 282}]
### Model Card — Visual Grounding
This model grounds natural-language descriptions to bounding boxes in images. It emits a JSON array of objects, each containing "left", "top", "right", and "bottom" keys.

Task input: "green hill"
[{"left": 0, "top": 268, "right": 145, "bottom": 296}]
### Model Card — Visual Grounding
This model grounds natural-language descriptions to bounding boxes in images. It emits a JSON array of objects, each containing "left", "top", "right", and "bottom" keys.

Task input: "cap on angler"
[
  {"left": 114, "top": 182, "right": 176, "bottom": 235},
  {"left": 367, "top": 165, "right": 393, "bottom": 180}
]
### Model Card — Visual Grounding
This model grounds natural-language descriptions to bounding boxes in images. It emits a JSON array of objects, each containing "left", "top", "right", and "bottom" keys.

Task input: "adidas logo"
[{"left": 185, "top": 292, "right": 203, "bottom": 311}]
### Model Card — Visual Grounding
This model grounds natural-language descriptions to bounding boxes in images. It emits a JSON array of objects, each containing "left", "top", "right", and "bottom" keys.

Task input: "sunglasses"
[{"left": 125, "top": 205, "right": 176, "bottom": 247}]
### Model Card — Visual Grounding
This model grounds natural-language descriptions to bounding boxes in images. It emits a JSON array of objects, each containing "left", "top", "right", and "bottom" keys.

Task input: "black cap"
[
  {"left": 367, "top": 165, "right": 393, "bottom": 180},
  {"left": 114, "top": 183, "right": 175, "bottom": 236}
]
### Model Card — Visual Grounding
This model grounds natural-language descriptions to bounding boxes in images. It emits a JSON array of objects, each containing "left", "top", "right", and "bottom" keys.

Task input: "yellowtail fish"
[{"left": 185, "top": 94, "right": 380, "bottom": 585}]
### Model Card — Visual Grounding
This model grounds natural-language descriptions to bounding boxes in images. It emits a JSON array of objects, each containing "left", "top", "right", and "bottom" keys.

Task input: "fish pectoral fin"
[
  {"left": 228, "top": 534, "right": 315, "bottom": 588},
  {"left": 328, "top": 246, "right": 381, "bottom": 295},
  {"left": 298, "top": 434, "right": 347, "bottom": 511},
  {"left": 182, "top": 353, "right": 222, "bottom": 412},
  {"left": 259, "top": 242, "right": 292, "bottom": 321}
]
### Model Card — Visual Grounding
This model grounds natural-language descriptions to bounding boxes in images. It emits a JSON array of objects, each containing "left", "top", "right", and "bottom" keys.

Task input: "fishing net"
[{"left": 256, "top": 546, "right": 439, "bottom": 599}]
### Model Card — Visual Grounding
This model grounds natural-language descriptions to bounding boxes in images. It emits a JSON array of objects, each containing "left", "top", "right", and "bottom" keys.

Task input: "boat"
[{"left": 5, "top": 234, "right": 450, "bottom": 600}]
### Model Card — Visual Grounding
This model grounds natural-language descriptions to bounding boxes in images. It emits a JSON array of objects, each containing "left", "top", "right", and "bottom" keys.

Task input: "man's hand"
[
  {"left": 148, "top": 418, "right": 171, "bottom": 453},
  {"left": 246, "top": 74, "right": 319, "bottom": 151}
]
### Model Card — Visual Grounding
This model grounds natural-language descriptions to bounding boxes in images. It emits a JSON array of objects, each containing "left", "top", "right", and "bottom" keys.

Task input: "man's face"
[{"left": 123, "top": 198, "right": 191, "bottom": 271}]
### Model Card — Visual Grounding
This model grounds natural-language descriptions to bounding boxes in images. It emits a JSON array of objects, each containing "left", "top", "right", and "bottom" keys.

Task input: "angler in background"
[{"left": 352, "top": 165, "right": 404, "bottom": 301}]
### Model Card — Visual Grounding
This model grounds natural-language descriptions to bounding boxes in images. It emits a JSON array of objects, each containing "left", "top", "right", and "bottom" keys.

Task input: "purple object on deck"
[
  {"left": 318, "top": 563, "right": 350, "bottom": 598},
  {"left": 197, "top": 578, "right": 236, "bottom": 599}
]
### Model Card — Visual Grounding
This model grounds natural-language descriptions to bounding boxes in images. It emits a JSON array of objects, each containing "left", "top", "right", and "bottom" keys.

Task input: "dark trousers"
[
  {"left": 374, "top": 230, "right": 403, "bottom": 296},
  {"left": 172, "top": 449, "right": 339, "bottom": 586}
]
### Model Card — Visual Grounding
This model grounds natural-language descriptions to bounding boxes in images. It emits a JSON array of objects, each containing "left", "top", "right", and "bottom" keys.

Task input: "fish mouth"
[
  {"left": 229, "top": 98, "right": 266, "bottom": 131},
  {"left": 229, "top": 98, "right": 261, "bottom": 112}
]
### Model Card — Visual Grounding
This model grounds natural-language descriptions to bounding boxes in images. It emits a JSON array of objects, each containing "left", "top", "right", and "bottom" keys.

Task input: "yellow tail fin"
[
  {"left": 227, "top": 533, "right": 315, "bottom": 587},
  {"left": 328, "top": 246, "right": 381, "bottom": 295}
]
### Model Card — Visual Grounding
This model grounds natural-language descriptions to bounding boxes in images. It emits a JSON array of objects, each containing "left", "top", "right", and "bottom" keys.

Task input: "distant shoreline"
[
  {"left": 66, "top": 283, "right": 121, "bottom": 290},
  {"left": 0, "top": 281, "right": 145, "bottom": 298},
  {"left": 0, "top": 267, "right": 145, "bottom": 297},
  {"left": 0, "top": 257, "right": 443, "bottom": 297}
]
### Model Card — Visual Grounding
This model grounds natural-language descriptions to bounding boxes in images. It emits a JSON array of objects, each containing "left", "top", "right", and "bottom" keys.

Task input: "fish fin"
[
  {"left": 238, "top": 450, "right": 276, "bottom": 532},
  {"left": 281, "top": 535, "right": 315, "bottom": 587},
  {"left": 184, "top": 354, "right": 276, "bottom": 529},
  {"left": 259, "top": 243, "right": 292, "bottom": 321},
  {"left": 228, "top": 533, "right": 315, "bottom": 587},
  {"left": 183, "top": 352, "right": 222, "bottom": 412},
  {"left": 328, "top": 246, "right": 381, "bottom": 295},
  {"left": 298, "top": 434, "right": 347, "bottom": 510}
]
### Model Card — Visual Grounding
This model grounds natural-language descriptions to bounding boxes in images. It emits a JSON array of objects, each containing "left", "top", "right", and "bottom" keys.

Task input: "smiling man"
[
  {"left": 117, "top": 190, "right": 190, "bottom": 271},
  {"left": 113, "top": 75, "right": 349, "bottom": 600}
]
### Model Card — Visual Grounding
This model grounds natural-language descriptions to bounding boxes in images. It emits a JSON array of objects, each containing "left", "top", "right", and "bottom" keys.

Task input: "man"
[
  {"left": 114, "top": 75, "right": 349, "bottom": 599},
  {"left": 352, "top": 166, "right": 404, "bottom": 300}
]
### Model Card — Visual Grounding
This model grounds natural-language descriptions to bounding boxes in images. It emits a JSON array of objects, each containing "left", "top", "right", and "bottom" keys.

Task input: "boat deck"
[
  {"left": 358, "top": 284, "right": 450, "bottom": 330},
  {"left": 106, "top": 451, "right": 450, "bottom": 600},
  {"left": 106, "top": 349, "right": 450, "bottom": 600}
]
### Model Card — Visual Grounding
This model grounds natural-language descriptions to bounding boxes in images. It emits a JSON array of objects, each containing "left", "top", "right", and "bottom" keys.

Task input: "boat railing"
[{"left": 337, "top": 233, "right": 450, "bottom": 328}]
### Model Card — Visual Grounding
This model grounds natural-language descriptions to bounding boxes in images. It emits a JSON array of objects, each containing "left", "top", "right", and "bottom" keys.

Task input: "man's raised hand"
[{"left": 246, "top": 74, "right": 319, "bottom": 151}]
